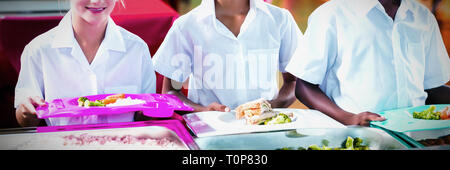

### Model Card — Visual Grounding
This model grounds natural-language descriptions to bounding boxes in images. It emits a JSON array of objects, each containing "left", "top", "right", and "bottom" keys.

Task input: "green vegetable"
[
  {"left": 321, "top": 139, "right": 330, "bottom": 147},
  {"left": 264, "top": 113, "right": 292, "bottom": 125},
  {"left": 344, "top": 136, "right": 354, "bottom": 149},
  {"left": 78, "top": 97, "right": 88, "bottom": 106},
  {"left": 276, "top": 136, "right": 370, "bottom": 150},
  {"left": 276, "top": 147, "right": 295, "bottom": 150},
  {"left": 307, "top": 144, "right": 322, "bottom": 150},
  {"left": 354, "top": 137, "right": 364, "bottom": 147},
  {"left": 413, "top": 105, "right": 441, "bottom": 120},
  {"left": 77, "top": 97, "right": 105, "bottom": 107},
  {"left": 89, "top": 100, "right": 105, "bottom": 107},
  {"left": 297, "top": 147, "right": 306, "bottom": 150}
]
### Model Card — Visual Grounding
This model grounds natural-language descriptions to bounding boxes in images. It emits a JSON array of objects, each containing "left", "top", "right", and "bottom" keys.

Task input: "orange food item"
[
  {"left": 106, "top": 93, "right": 125, "bottom": 99},
  {"left": 101, "top": 94, "right": 125, "bottom": 105},
  {"left": 440, "top": 106, "right": 449, "bottom": 120}
]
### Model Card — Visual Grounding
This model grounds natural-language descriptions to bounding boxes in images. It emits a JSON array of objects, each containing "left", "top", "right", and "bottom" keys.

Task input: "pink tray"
[
  {"left": 36, "top": 93, "right": 193, "bottom": 119},
  {"left": 36, "top": 119, "right": 198, "bottom": 150}
]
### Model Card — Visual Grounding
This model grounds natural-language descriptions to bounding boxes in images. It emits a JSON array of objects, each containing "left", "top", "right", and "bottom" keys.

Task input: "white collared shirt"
[
  {"left": 286, "top": 0, "right": 450, "bottom": 114},
  {"left": 152, "top": 0, "right": 303, "bottom": 109},
  {"left": 15, "top": 11, "right": 156, "bottom": 125}
]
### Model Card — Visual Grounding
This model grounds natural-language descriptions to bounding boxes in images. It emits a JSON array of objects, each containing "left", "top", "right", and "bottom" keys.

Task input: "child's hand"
[
  {"left": 204, "top": 102, "right": 231, "bottom": 112},
  {"left": 346, "top": 111, "right": 386, "bottom": 126},
  {"left": 16, "top": 96, "right": 46, "bottom": 126}
]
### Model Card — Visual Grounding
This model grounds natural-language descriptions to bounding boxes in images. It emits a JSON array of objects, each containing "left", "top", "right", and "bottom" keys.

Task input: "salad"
[
  {"left": 413, "top": 105, "right": 450, "bottom": 120},
  {"left": 262, "top": 113, "right": 292, "bottom": 125},
  {"left": 77, "top": 94, "right": 145, "bottom": 108},
  {"left": 277, "top": 136, "right": 370, "bottom": 150}
]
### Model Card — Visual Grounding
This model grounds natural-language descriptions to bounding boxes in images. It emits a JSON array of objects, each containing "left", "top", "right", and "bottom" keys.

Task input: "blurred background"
[{"left": 0, "top": 0, "right": 449, "bottom": 128}]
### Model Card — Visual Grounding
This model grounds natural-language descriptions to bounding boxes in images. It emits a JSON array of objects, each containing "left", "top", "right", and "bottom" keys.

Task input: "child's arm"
[
  {"left": 162, "top": 77, "right": 230, "bottom": 113},
  {"left": 294, "top": 78, "right": 385, "bottom": 126},
  {"left": 14, "top": 45, "right": 46, "bottom": 127},
  {"left": 268, "top": 72, "right": 296, "bottom": 108}
]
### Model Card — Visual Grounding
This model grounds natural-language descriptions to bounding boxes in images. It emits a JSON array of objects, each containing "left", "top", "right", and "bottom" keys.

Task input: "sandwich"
[{"left": 235, "top": 98, "right": 294, "bottom": 125}]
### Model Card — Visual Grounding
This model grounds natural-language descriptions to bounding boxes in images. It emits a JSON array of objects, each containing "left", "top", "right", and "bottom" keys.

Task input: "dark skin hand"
[
  {"left": 425, "top": 85, "right": 450, "bottom": 104},
  {"left": 295, "top": 79, "right": 385, "bottom": 126}
]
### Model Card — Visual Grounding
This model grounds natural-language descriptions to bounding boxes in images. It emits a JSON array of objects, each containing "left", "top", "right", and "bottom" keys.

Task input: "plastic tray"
[
  {"left": 370, "top": 104, "right": 450, "bottom": 132},
  {"left": 36, "top": 93, "right": 193, "bottom": 119}
]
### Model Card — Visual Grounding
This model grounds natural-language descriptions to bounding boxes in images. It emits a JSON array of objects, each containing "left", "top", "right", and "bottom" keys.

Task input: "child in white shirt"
[{"left": 15, "top": 0, "right": 156, "bottom": 126}]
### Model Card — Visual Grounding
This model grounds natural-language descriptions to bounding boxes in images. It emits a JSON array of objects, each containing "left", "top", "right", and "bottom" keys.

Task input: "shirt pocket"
[{"left": 104, "top": 85, "right": 138, "bottom": 94}]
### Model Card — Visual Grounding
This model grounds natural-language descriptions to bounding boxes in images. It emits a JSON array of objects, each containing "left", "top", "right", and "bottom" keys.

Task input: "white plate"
[{"left": 183, "top": 108, "right": 346, "bottom": 137}]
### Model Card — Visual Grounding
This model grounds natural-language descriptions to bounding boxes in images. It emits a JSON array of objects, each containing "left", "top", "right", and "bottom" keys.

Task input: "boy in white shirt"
[
  {"left": 15, "top": 0, "right": 156, "bottom": 126},
  {"left": 286, "top": 0, "right": 450, "bottom": 126},
  {"left": 152, "top": 0, "right": 303, "bottom": 112}
]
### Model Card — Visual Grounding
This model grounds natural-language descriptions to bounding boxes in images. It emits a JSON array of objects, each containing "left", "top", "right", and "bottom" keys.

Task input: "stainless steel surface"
[
  {"left": 0, "top": 127, "right": 37, "bottom": 135},
  {"left": 194, "top": 126, "right": 409, "bottom": 150},
  {"left": 399, "top": 128, "right": 450, "bottom": 148},
  {"left": 0, "top": 126, "right": 190, "bottom": 150},
  {"left": 402, "top": 128, "right": 450, "bottom": 141}
]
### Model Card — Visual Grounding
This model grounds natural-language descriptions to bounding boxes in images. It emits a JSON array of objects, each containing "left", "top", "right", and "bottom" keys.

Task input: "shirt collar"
[
  {"left": 354, "top": 0, "right": 412, "bottom": 20},
  {"left": 51, "top": 10, "right": 126, "bottom": 53},
  {"left": 197, "top": 0, "right": 273, "bottom": 20}
]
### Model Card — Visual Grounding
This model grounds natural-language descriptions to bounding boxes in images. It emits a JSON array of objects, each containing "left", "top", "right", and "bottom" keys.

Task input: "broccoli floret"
[
  {"left": 78, "top": 97, "right": 88, "bottom": 102},
  {"left": 353, "top": 137, "right": 364, "bottom": 147},
  {"left": 321, "top": 139, "right": 330, "bottom": 147},
  {"left": 277, "top": 147, "right": 295, "bottom": 150},
  {"left": 78, "top": 97, "right": 89, "bottom": 107},
  {"left": 343, "top": 136, "right": 354, "bottom": 149},
  {"left": 297, "top": 147, "right": 306, "bottom": 150},
  {"left": 307, "top": 144, "right": 322, "bottom": 150}
]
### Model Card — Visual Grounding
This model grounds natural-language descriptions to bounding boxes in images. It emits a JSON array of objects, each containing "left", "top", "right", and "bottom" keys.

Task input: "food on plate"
[
  {"left": 277, "top": 136, "right": 370, "bottom": 150},
  {"left": 263, "top": 113, "right": 293, "bottom": 125},
  {"left": 235, "top": 98, "right": 272, "bottom": 119},
  {"left": 439, "top": 106, "right": 450, "bottom": 120},
  {"left": 418, "top": 134, "right": 450, "bottom": 147},
  {"left": 235, "top": 98, "right": 294, "bottom": 125},
  {"left": 77, "top": 94, "right": 145, "bottom": 107},
  {"left": 413, "top": 105, "right": 450, "bottom": 120}
]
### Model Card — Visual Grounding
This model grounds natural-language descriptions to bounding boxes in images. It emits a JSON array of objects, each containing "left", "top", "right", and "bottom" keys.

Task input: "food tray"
[
  {"left": 0, "top": 120, "right": 198, "bottom": 150},
  {"left": 36, "top": 93, "right": 193, "bottom": 119},
  {"left": 371, "top": 104, "right": 450, "bottom": 132},
  {"left": 183, "top": 108, "right": 345, "bottom": 137},
  {"left": 194, "top": 126, "right": 410, "bottom": 150}
]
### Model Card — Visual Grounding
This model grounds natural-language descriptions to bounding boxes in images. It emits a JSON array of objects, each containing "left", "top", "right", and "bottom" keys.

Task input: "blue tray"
[{"left": 370, "top": 104, "right": 450, "bottom": 133}]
